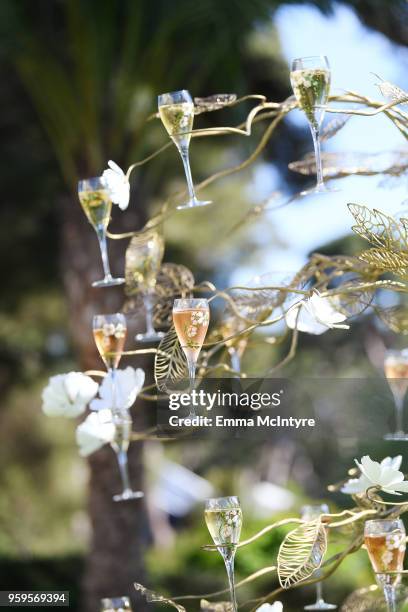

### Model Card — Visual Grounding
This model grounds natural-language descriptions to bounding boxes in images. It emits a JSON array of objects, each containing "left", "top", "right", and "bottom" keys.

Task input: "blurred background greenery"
[{"left": 0, "top": 0, "right": 407, "bottom": 609}]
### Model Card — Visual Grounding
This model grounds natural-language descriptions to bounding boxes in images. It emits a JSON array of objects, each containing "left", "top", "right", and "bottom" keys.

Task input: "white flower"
[
  {"left": 341, "top": 455, "right": 408, "bottom": 496},
  {"left": 42, "top": 372, "right": 98, "bottom": 418},
  {"left": 191, "top": 311, "right": 208, "bottom": 325},
  {"left": 285, "top": 291, "right": 349, "bottom": 335},
  {"left": 256, "top": 604, "right": 283, "bottom": 612},
  {"left": 102, "top": 160, "right": 130, "bottom": 210},
  {"left": 381, "top": 550, "right": 394, "bottom": 568},
  {"left": 90, "top": 366, "right": 145, "bottom": 412},
  {"left": 186, "top": 325, "right": 198, "bottom": 338},
  {"left": 76, "top": 410, "right": 115, "bottom": 456}
]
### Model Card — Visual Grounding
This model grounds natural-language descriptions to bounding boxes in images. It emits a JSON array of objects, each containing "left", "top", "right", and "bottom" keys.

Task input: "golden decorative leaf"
[
  {"left": 376, "top": 306, "right": 408, "bottom": 334},
  {"left": 194, "top": 94, "right": 237, "bottom": 114},
  {"left": 134, "top": 583, "right": 186, "bottom": 611},
  {"left": 277, "top": 518, "right": 327, "bottom": 589},
  {"left": 320, "top": 114, "right": 350, "bottom": 142},
  {"left": 154, "top": 326, "right": 188, "bottom": 392},
  {"left": 375, "top": 75, "right": 408, "bottom": 106},
  {"left": 340, "top": 585, "right": 386, "bottom": 612},
  {"left": 327, "top": 282, "right": 374, "bottom": 317},
  {"left": 348, "top": 204, "right": 408, "bottom": 251},
  {"left": 154, "top": 263, "right": 195, "bottom": 327},
  {"left": 358, "top": 247, "right": 408, "bottom": 273}
]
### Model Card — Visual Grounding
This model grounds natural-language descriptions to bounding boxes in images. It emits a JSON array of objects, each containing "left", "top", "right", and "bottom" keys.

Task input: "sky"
[{"left": 231, "top": 3, "right": 408, "bottom": 283}]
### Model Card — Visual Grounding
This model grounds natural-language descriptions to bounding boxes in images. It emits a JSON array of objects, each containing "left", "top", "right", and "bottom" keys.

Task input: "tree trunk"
[{"left": 60, "top": 193, "right": 150, "bottom": 611}]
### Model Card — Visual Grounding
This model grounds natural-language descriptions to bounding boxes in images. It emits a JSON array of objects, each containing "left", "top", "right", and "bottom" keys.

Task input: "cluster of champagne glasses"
[
  {"left": 365, "top": 519, "right": 406, "bottom": 612},
  {"left": 93, "top": 313, "right": 143, "bottom": 502},
  {"left": 384, "top": 348, "right": 408, "bottom": 441}
]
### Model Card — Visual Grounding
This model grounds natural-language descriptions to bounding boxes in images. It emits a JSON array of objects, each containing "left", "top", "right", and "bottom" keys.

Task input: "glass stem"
[
  {"left": 394, "top": 394, "right": 405, "bottom": 434},
  {"left": 315, "top": 581, "right": 323, "bottom": 604},
  {"left": 96, "top": 227, "right": 112, "bottom": 278},
  {"left": 222, "top": 547, "right": 237, "bottom": 612},
  {"left": 229, "top": 348, "right": 241, "bottom": 374},
  {"left": 109, "top": 367, "right": 116, "bottom": 412},
  {"left": 116, "top": 449, "right": 131, "bottom": 493},
  {"left": 383, "top": 585, "right": 397, "bottom": 612},
  {"left": 144, "top": 292, "right": 156, "bottom": 335},
  {"left": 310, "top": 125, "right": 324, "bottom": 188},
  {"left": 179, "top": 146, "right": 197, "bottom": 201}
]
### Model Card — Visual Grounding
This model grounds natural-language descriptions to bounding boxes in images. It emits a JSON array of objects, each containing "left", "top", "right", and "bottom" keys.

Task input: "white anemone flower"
[
  {"left": 76, "top": 409, "right": 115, "bottom": 456},
  {"left": 90, "top": 366, "right": 145, "bottom": 412},
  {"left": 102, "top": 160, "right": 130, "bottom": 210},
  {"left": 42, "top": 372, "right": 98, "bottom": 418},
  {"left": 341, "top": 455, "right": 408, "bottom": 496},
  {"left": 256, "top": 604, "right": 283, "bottom": 612},
  {"left": 285, "top": 290, "right": 349, "bottom": 335}
]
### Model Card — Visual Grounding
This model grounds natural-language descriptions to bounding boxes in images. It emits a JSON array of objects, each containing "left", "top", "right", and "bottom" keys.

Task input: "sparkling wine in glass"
[
  {"left": 301, "top": 505, "right": 337, "bottom": 611},
  {"left": 100, "top": 597, "right": 132, "bottom": 611},
  {"left": 173, "top": 298, "right": 210, "bottom": 388},
  {"left": 125, "top": 231, "right": 165, "bottom": 343},
  {"left": 365, "top": 519, "right": 406, "bottom": 612},
  {"left": 384, "top": 349, "right": 408, "bottom": 441},
  {"left": 78, "top": 176, "right": 125, "bottom": 287},
  {"left": 290, "top": 56, "right": 331, "bottom": 194},
  {"left": 205, "top": 497, "right": 242, "bottom": 612},
  {"left": 93, "top": 313, "right": 143, "bottom": 502},
  {"left": 158, "top": 90, "right": 212, "bottom": 210}
]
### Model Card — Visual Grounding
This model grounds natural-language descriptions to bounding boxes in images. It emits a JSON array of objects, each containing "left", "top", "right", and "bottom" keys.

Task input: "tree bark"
[{"left": 60, "top": 193, "right": 150, "bottom": 611}]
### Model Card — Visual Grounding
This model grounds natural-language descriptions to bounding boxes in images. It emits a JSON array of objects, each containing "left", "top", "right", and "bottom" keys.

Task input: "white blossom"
[
  {"left": 341, "top": 455, "right": 408, "bottom": 496},
  {"left": 285, "top": 291, "right": 349, "bottom": 335},
  {"left": 102, "top": 160, "right": 130, "bottom": 210},
  {"left": 256, "top": 603, "right": 283, "bottom": 612},
  {"left": 42, "top": 372, "right": 98, "bottom": 418},
  {"left": 90, "top": 366, "right": 145, "bottom": 412},
  {"left": 76, "top": 410, "right": 115, "bottom": 456}
]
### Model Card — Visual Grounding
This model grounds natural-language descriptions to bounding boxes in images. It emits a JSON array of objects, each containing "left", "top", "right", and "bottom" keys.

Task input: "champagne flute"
[
  {"left": 384, "top": 349, "right": 408, "bottom": 441},
  {"left": 301, "top": 505, "right": 337, "bottom": 610},
  {"left": 158, "top": 90, "right": 212, "bottom": 210},
  {"left": 205, "top": 496, "right": 242, "bottom": 612},
  {"left": 365, "top": 519, "right": 406, "bottom": 612},
  {"left": 100, "top": 597, "right": 132, "bottom": 611},
  {"left": 93, "top": 313, "right": 143, "bottom": 501},
  {"left": 220, "top": 314, "right": 248, "bottom": 375},
  {"left": 78, "top": 176, "right": 125, "bottom": 287},
  {"left": 173, "top": 298, "right": 210, "bottom": 390},
  {"left": 290, "top": 56, "right": 331, "bottom": 194},
  {"left": 125, "top": 231, "right": 165, "bottom": 343}
]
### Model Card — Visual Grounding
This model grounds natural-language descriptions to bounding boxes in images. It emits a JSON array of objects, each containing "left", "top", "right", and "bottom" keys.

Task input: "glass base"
[
  {"left": 177, "top": 198, "right": 213, "bottom": 210},
  {"left": 135, "top": 331, "right": 165, "bottom": 343},
  {"left": 304, "top": 602, "right": 337, "bottom": 610},
  {"left": 113, "top": 489, "right": 144, "bottom": 502},
  {"left": 300, "top": 184, "right": 338, "bottom": 196},
  {"left": 92, "top": 276, "right": 125, "bottom": 288},
  {"left": 384, "top": 431, "right": 408, "bottom": 441}
]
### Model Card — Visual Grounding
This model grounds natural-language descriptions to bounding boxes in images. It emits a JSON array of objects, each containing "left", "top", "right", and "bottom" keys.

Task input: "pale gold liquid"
[
  {"left": 205, "top": 508, "right": 242, "bottom": 546},
  {"left": 79, "top": 188, "right": 112, "bottom": 229},
  {"left": 385, "top": 360, "right": 408, "bottom": 399},
  {"left": 290, "top": 68, "right": 330, "bottom": 128},
  {"left": 125, "top": 233, "right": 164, "bottom": 292},
  {"left": 93, "top": 328, "right": 126, "bottom": 369},
  {"left": 159, "top": 102, "right": 194, "bottom": 148},
  {"left": 365, "top": 531, "right": 405, "bottom": 587},
  {"left": 173, "top": 308, "right": 209, "bottom": 362}
]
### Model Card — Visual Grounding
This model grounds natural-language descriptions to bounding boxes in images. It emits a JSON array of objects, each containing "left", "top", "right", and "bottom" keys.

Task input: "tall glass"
[
  {"left": 125, "top": 231, "right": 165, "bottom": 343},
  {"left": 384, "top": 349, "right": 408, "bottom": 441},
  {"left": 100, "top": 597, "right": 132, "bottom": 611},
  {"left": 205, "top": 496, "right": 242, "bottom": 612},
  {"left": 365, "top": 519, "right": 406, "bottom": 612},
  {"left": 301, "top": 505, "right": 337, "bottom": 610},
  {"left": 93, "top": 313, "right": 143, "bottom": 501},
  {"left": 173, "top": 298, "right": 210, "bottom": 389},
  {"left": 78, "top": 176, "right": 125, "bottom": 287},
  {"left": 290, "top": 56, "right": 331, "bottom": 194},
  {"left": 158, "top": 90, "right": 212, "bottom": 210}
]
